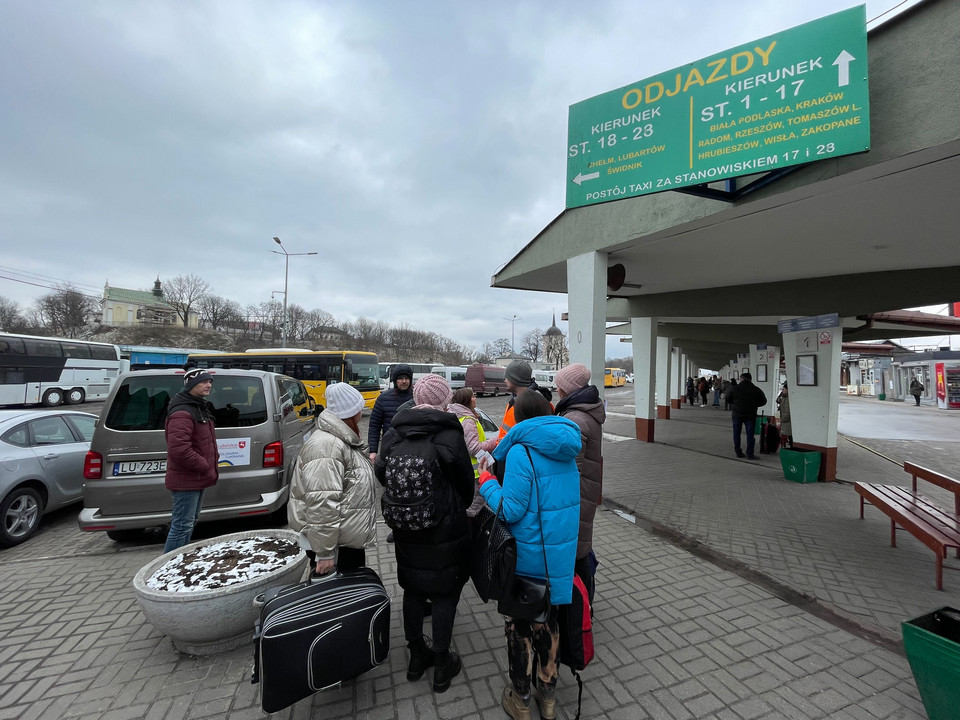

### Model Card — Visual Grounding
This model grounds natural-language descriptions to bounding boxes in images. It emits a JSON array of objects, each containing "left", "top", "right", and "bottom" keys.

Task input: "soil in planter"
[{"left": 147, "top": 536, "right": 302, "bottom": 593}]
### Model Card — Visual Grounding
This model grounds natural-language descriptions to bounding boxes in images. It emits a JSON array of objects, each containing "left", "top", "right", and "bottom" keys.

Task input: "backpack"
[
  {"left": 558, "top": 574, "right": 594, "bottom": 720},
  {"left": 380, "top": 430, "right": 450, "bottom": 531}
]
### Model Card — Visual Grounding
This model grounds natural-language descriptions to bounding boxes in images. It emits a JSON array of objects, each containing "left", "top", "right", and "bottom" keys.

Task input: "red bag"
[
  {"left": 559, "top": 575, "right": 594, "bottom": 670},
  {"left": 558, "top": 574, "right": 594, "bottom": 720}
]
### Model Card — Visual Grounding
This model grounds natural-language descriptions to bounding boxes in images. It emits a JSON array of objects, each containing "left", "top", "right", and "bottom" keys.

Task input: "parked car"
[
  {"left": 78, "top": 369, "right": 315, "bottom": 541},
  {"left": 0, "top": 409, "right": 97, "bottom": 547}
]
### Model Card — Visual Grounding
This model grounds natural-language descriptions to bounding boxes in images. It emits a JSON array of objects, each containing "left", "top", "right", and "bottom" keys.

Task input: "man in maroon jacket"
[{"left": 163, "top": 367, "right": 220, "bottom": 553}]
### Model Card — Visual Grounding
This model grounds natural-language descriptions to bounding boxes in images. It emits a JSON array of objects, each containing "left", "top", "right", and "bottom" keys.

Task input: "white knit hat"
[{"left": 324, "top": 383, "right": 364, "bottom": 419}]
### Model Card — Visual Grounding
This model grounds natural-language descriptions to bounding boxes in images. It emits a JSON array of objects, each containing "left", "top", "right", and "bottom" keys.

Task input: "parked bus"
[
  {"left": 378, "top": 362, "right": 440, "bottom": 389},
  {"left": 189, "top": 350, "right": 380, "bottom": 410},
  {"left": 0, "top": 332, "right": 123, "bottom": 407},
  {"left": 430, "top": 366, "right": 467, "bottom": 389},
  {"left": 465, "top": 363, "right": 508, "bottom": 397},
  {"left": 605, "top": 367, "right": 627, "bottom": 388}
]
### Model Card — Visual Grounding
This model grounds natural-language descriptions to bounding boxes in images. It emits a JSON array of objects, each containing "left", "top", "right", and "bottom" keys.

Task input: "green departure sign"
[{"left": 566, "top": 6, "right": 869, "bottom": 209}]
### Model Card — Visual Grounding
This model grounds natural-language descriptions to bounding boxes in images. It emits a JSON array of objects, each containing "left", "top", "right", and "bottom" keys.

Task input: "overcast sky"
[{"left": 0, "top": 0, "right": 926, "bottom": 358}]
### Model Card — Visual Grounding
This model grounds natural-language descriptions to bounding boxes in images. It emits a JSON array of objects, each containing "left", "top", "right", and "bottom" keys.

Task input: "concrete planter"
[{"left": 133, "top": 529, "right": 307, "bottom": 656}]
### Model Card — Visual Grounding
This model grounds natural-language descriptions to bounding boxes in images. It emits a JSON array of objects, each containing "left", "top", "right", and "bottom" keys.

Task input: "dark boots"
[
  {"left": 406, "top": 636, "right": 434, "bottom": 681},
  {"left": 432, "top": 649, "right": 462, "bottom": 693}
]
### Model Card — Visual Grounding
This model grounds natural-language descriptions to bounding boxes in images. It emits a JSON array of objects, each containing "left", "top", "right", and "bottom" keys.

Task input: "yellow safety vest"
[{"left": 458, "top": 415, "right": 486, "bottom": 479}]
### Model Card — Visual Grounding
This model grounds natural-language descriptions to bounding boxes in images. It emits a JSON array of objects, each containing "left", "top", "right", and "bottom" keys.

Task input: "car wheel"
[
  {"left": 492, "top": 387, "right": 499, "bottom": 397},
  {"left": 0, "top": 486, "right": 44, "bottom": 547},
  {"left": 42, "top": 388, "right": 63, "bottom": 407},
  {"left": 65, "top": 388, "right": 86, "bottom": 405},
  {"left": 106, "top": 529, "right": 145, "bottom": 542}
]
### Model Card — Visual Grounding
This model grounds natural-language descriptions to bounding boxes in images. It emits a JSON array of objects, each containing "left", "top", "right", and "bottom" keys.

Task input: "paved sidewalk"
[
  {"left": 0, "top": 510, "right": 927, "bottom": 719},
  {"left": 601, "top": 393, "right": 960, "bottom": 638}
]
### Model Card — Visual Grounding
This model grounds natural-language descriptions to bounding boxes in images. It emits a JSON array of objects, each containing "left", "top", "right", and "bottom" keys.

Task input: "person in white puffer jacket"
[{"left": 287, "top": 383, "right": 378, "bottom": 576}]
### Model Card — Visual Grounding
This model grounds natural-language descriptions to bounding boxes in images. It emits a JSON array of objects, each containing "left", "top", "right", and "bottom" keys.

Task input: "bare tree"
[
  {"left": 492, "top": 337, "right": 512, "bottom": 357},
  {"left": 197, "top": 294, "right": 239, "bottom": 330},
  {"left": 286, "top": 304, "right": 311, "bottom": 345},
  {"left": 520, "top": 328, "right": 544, "bottom": 362},
  {"left": 304, "top": 308, "right": 336, "bottom": 343},
  {"left": 34, "top": 284, "right": 98, "bottom": 338},
  {"left": 164, "top": 274, "right": 210, "bottom": 327},
  {"left": 0, "top": 296, "right": 27, "bottom": 332}
]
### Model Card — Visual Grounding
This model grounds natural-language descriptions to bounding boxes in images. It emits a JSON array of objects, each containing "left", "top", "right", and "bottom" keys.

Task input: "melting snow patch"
[{"left": 147, "top": 536, "right": 301, "bottom": 593}]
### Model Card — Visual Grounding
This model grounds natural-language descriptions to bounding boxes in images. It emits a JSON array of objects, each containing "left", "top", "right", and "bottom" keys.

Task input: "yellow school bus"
[{"left": 189, "top": 350, "right": 380, "bottom": 410}]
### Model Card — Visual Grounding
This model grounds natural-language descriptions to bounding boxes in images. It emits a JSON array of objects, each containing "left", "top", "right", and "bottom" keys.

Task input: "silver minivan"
[{"left": 78, "top": 368, "right": 315, "bottom": 540}]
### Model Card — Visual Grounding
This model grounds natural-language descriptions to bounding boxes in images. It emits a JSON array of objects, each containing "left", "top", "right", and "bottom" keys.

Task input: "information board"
[{"left": 566, "top": 6, "right": 869, "bottom": 209}]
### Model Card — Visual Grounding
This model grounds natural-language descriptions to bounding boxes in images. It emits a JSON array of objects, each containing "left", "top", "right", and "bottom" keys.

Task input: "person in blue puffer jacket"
[{"left": 477, "top": 391, "right": 580, "bottom": 720}]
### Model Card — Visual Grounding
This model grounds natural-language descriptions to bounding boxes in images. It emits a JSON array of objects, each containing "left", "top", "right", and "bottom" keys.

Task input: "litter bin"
[
  {"left": 780, "top": 448, "right": 821, "bottom": 483},
  {"left": 902, "top": 607, "right": 960, "bottom": 720},
  {"left": 878, "top": 393, "right": 887, "bottom": 401}
]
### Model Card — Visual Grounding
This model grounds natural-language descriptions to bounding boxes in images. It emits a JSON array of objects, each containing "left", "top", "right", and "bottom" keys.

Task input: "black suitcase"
[
  {"left": 252, "top": 567, "right": 390, "bottom": 713},
  {"left": 759, "top": 422, "right": 781, "bottom": 454}
]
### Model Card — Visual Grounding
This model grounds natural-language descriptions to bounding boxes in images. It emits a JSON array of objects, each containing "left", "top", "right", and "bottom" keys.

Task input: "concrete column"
[
  {"left": 567, "top": 252, "right": 607, "bottom": 402},
  {"left": 671, "top": 347, "right": 682, "bottom": 409},
  {"left": 631, "top": 317, "right": 657, "bottom": 441},
  {"left": 749, "top": 344, "right": 781, "bottom": 417},
  {"left": 680, "top": 353, "right": 688, "bottom": 404},
  {"left": 656, "top": 336, "right": 671, "bottom": 419},
  {"left": 782, "top": 323, "right": 843, "bottom": 481}
]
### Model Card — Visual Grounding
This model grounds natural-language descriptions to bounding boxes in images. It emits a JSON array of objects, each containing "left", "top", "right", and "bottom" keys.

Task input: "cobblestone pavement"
[{"left": 0, "top": 390, "right": 943, "bottom": 719}]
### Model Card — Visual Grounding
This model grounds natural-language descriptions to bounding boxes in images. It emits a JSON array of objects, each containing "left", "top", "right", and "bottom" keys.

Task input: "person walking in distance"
[
  {"left": 910, "top": 376, "right": 925, "bottom": 406},
  {"left": 163, "top": 366, "right": 219, "bottom": 553},
  {"left": 287, "top": 382, "right": 378, "bottom": 576},
  {"left": 375, "top": 374, "right": 475, "bottom": 694},
  {"left": 724, "top": 372, "right": 767, "bottom": 460},
  {"left": 553, "top": 363, "right": 604, "bottom": 604}
]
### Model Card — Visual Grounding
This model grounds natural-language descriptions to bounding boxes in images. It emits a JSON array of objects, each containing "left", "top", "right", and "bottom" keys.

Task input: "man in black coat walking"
[{"left": 725, "top": 372, "right": 767, "bottom": 459}]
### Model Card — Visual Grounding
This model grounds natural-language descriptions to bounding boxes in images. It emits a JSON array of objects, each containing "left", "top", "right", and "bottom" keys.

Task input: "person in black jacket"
[
  {"left": 725, "top": 372, "right": 767, "bottom": 459},
  {"left": 374, "top": 374, "right": 474, "bottom": 694},
  {"left": 368, "top": 363, "right": 413, "bottom": 462}
]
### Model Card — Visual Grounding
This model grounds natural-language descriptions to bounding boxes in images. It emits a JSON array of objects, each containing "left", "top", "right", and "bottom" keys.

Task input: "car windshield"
[{"left": 105, "top": 376, "right": 267, "bottom": 430}]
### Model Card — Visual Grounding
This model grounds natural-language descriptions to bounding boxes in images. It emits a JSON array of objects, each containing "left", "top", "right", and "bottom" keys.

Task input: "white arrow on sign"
[
  {"left": 572, "top": 171, "right": 599, "bottom": 186},
  {"left": 833, "top": 50, "right": 855, "bottom": 87}
]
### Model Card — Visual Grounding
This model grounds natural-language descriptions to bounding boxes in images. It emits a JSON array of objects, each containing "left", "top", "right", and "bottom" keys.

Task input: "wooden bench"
[{"left": 855, "top": 462, "right": 960, "bottom": 590}]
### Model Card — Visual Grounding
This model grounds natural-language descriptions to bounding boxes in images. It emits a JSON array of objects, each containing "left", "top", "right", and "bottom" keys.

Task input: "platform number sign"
[{"left": 797, "top": 332, "right": 818, "bottom": 353}]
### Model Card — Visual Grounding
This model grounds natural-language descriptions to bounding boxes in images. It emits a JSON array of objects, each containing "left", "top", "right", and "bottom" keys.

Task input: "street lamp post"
[
  {"left": 503, "top": 314, "right": 521, "bottom": 353},
  {"left": 272, "top": 237, "right": 317, "bottom": 348}
]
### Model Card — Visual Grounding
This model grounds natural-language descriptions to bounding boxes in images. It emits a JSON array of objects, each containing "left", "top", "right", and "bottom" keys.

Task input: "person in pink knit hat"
[
  {"left": 553, "top": 363, "right": 605, "bottom": 604},
  {"left": 374, "top": 373, "right": 474, "bottom": 694}
]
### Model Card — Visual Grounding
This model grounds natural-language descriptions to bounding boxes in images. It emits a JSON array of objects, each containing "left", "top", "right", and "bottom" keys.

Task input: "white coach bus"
[{"left": 0, "top": 332, "right": 124, "bottom": 406}]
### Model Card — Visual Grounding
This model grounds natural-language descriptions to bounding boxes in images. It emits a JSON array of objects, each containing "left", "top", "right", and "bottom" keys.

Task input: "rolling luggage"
[
  {"left": 251, "top": 567, "right": 390, "bottom": 713},
  {"left": 759, "top": 421, "right": 781, "bottom": 454}
]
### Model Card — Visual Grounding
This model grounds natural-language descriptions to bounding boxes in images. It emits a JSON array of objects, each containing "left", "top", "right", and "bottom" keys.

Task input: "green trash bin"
[
  {"left": 878, "top": 393, "right": 887, "bottom": 401},
  {"left": 754, "top": 415, "right": 770, "bottom": 434},
  {"left": 902, "top": 607, "right": 960, "bottom": 720},
  {"left": 780, "top": 448, "right": 821, "bottom": 483}
]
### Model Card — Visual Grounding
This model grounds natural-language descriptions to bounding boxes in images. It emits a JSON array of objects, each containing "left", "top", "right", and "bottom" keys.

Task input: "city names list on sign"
[{"left": 566, "top": 5, "right": 869, "bottom": 209}]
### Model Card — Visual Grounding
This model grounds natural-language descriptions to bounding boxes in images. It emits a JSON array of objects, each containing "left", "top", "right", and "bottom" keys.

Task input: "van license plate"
[{"left": 113, "top": 460, "right": 167, "bottom": 475}]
